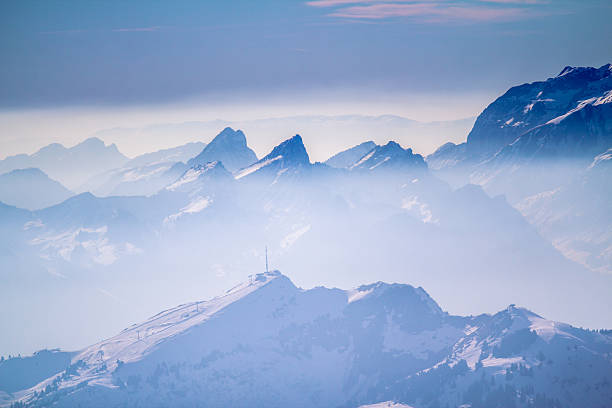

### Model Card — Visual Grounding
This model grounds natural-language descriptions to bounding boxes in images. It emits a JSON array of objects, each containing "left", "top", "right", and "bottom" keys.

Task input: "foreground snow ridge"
[
  {"left": 78, "top": 271, "right": 283, "bottom": 384},
  {"left": 12, "top": 270, "right": 612, "bottom": 408}
]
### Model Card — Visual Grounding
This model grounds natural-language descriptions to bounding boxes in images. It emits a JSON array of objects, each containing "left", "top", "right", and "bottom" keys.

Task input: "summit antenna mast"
[{"left": 265, "top": 246, "right": 269, "bottom": 273}]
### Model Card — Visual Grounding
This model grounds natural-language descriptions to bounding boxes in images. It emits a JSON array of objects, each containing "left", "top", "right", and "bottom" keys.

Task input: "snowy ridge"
[
  {"left": 166, "top": 162, "right": 221, "bottom": 191},
  {"left": 32, "top": 271, "right": 284, "bottom": 392},
  {"left": 350, "top": 141, "right": 426, "bottom": 172},
  {"left": 234, "top": 155, "right": 283, "bottom": 179},
  {"left": 545, "top": 89, "right": 612, "bottom": 125},
  {"left": 10, "top": 271, "right": 612, "bottom": 408}
]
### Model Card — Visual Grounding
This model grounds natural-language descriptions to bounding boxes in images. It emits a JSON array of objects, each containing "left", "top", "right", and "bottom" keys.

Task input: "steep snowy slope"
[
  {"left": 466, "top": 63, "right": 612, "bottom": 160},
  {"left": 427, "top": 63, "right": 612, "bottom": 198},
  {"left": 11, "top": 272, "right": 612, "bottom": 408},
  {"left": 234, "top": 134, "right": 311, "bottom": 181},
  {"left": 325, "top": 141, "right": 376, "bottom": 169}
]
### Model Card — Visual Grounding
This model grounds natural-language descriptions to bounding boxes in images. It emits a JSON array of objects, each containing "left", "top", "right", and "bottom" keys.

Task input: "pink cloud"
[
  {"left": 308, "top": 1, "right": 532, "bottom": 22},
  {"left": 329, "top": 3, "right": 437, "bottom": 19},
  {"left": 306, "top": 0, "right": 544, "bottom": 23}
]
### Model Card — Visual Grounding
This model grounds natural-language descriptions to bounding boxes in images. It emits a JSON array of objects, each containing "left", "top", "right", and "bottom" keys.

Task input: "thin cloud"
[
  {"left": 307, "top": 0, "right": 547, "bottom": 23},
  {"left": 330, "top": 3, "right": 527, "bottom": 21},
  {"left": 330, "top": 3, "right": 436, "bottom": 19}
]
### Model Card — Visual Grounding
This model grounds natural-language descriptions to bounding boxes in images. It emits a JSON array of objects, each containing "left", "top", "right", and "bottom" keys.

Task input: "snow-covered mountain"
[
  {"left": 349, "top": 141, "right": 426, "bottom": 173},
  {"left": 468, "top": 63, "right": 611, "bottom": 162},
  {"left": 0, "top": 168, "right": 73, "bottom": 210},
  {"left": 425, "top": 64, "right": 612, "bottom": 274},
  {"left": 3, "top": 129, "right": 612, "bottom": 358},
  {"left": 0, "top": 138, "right": 128, "bottom": 190},
  {"left": 234, "top": 134, "right": 311, "bottom": 182},
  {"left": 8, "top": 271, "right": 612, "bottom": 408},
  {"left": 325, "top": 141, "right": 376, "bottom": 169},
  {"left": 428, "top": 64, "right": 612, "bottom": 197},
  {"left": 187, "top": 127, "right": 257, "bottom": 172},
  {"left": 91, "top": 115, "right": 475, "bottom": 162}
]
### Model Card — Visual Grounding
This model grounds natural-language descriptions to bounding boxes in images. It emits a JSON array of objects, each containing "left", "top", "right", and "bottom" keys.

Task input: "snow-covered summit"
[
  {"left": 350, "top": 141, "right": 426, "bottom": 172},
  {"left": 462, "top": 63, "right": 612, "bottom": 160},
  {"left": 234, "top": 135, "right": 311, "bottom": 181},
  {"left": 555, "top": 63, "right": 612, "bottom": 80},
  {"left": 265, "top": 134, "right": 310, "bottom": 166},
  {"left": 73, "top": 270, "right": 287, "bottom": 377}
]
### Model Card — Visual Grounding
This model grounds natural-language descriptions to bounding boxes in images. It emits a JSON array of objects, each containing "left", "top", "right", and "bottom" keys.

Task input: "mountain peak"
[
  {"left": 350, "top": 140, "right": 426, "bottom": 172},
  {"left": 188, "top": 128, "right": 257, "bottom": 172},
  {"left": 556, "top": 63, "right": 612, "bottom": 79},
  {"left": 235, "top": 135, "right": 312, "bottom": 179},
  {"left": 558, "top": 66, "right": 575, "bottom": 76},
  {"left": 264, "top": 134, "right": 310, "bottom": 166},
  {"left": 77, "top": 137, "right": 106, "bottom": 147},
  {"left": 348, "top": 281, "right": 443, "bottom": 315},
  {"left": 213, "top": 127, "right": 248, "bottom": 147}
]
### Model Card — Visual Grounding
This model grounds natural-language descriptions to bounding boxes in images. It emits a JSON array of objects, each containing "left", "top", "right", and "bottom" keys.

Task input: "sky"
[{"left": 1, "top": 0, "right": 611, "bottom": 158}]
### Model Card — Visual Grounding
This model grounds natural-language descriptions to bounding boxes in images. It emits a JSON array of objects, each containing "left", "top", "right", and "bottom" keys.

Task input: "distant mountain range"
[
  {"left": 77, "top": 142, "right": 206, "bottom": 197},
  {"left": 0, "top": 138, "right": 128, "bottom": 190},
  {"left": 2, "top": 126, "right": 610, "bottom": 359},
  {"left": 90, "top": 115, "right": 476, "bottom": 161},
  {"left": 5, "top": 271, "right": 612, "bottom": 408},
  {"left": 0, "top": 64, "right": 611, "bottom": 366}
]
